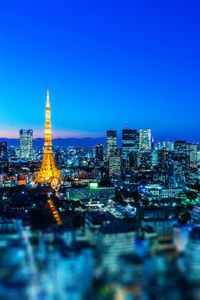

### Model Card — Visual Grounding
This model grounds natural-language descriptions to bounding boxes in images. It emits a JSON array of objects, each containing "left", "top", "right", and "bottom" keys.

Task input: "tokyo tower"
[{"left": 35, "top": 88, "right": 62, "bottom": 188}]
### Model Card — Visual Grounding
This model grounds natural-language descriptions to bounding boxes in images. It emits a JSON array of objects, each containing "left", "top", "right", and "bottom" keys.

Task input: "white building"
[{"left": 139, "top": 129, "right": 151, "bottom": 151}]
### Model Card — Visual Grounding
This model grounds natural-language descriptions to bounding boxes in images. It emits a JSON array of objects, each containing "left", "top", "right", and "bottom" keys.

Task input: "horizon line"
[
  {"left": 0, "top": 136, "right": 198, "bottom": 143},
  {"left": 0, "top": 136, "right": 106, "bottom": 140}
]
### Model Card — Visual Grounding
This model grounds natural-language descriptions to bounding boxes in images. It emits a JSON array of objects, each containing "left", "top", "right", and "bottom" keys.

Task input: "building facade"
[
  {"left": 108, "top": 156, "right": 121, "bottom": 177},
  {"left": 139, "top": 129, "right": 151, "bottom": 151},
  {"left": 122, "top": 129, "right": 138, "bottom": 165},
  {"left": 19, "top": 129, "right": 33, "bottom": 159},
  {"left": 107, "top": 130, "right": 117, "bottom": 158}
]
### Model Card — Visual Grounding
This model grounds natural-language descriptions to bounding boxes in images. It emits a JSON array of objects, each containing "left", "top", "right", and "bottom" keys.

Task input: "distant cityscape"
[
  {"left": 1, "top": 126, "right": 200, "bottom": 185},
  {"left": 1, "top": 90, "right": 200, "bottom": 299},
  {"left": 1, "top": 0, "right": 200, "bottom": 298}
]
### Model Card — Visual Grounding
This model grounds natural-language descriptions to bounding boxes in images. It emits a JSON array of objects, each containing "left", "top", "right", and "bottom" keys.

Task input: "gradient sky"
[{"left": 0, "top": 0, "right": 200, "bottom": 141}]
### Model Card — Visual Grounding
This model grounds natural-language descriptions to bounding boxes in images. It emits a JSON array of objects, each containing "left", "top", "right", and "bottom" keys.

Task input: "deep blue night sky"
[{"left": 0, "top": 0, "right": 200, "bottom": 142}]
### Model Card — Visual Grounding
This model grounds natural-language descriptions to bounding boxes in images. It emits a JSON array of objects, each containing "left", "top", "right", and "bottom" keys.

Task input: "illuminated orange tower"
[{"left": 35, "top": 88, "right": 62, "bottom": 188}]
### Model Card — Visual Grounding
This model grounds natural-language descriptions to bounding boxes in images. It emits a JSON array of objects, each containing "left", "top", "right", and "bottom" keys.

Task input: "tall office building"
[
  {"left": 151, "top": 150, "right": 158, "bottom": 167},
  {"left": 55, "top": 150, "right": 62, "bottom": 170},
  {"left": 19, "top": 129, "right": 33, "bottom": 159},
  {"left": 139, "top": 152, "right": 152, "bottom": 171},
  {"left": 174, "top": 141, "right": 187, "bottom": 155},
  {"left": 122, "top": 129, "right": 138, "bottom": 160},
  {"left": 95, "top": 144, "right": 104, "bottom": 164},
  {"left": 174, "top": 141, "right": 188, "bottom": 181},
  {"left": 10, "top": 146, "right": 16, "bottom": 157},
  {"left": 0, "top": 142, "right": 7, "bottom": 159},
  {"left": 107, "top": 130, "right": 117, "bottom": 158},
  {"left": 186, "top": 143, "right": 198, "bottom": 168},
  {"left": 138, "top": 129, "right": 151, "bottom": 170},
  {"left": 157, "top": 148, "right": 171, "bottom": 172},
  {"left": 139, "top": 129, "right": 151, "bottom": 151},
  {"left": 128, "top": 151, "right": 139, "bottom": 169}
]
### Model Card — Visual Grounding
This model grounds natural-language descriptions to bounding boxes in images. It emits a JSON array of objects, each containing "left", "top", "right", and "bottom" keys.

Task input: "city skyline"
[
  {"left": 1, "top": 1, "right": 200, "bottom": 141},
  {"left": 1, "top": 2, "right": 200, "bottom": 299}
]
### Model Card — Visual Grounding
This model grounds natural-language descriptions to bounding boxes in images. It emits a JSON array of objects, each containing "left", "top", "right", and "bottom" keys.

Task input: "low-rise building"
[{"left": 66, "top": 184, "right": 115, "bottom": 201}]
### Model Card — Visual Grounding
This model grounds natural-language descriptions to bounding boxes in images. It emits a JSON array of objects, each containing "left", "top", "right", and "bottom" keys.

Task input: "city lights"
[{"left": 0, "top": 1, "right": 200, "bottom": 299}]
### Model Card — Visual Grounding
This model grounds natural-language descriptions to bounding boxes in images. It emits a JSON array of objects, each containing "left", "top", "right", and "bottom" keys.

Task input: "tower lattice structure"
[{"left": 35, "top": 88, "right": 62, "bottom": 188}]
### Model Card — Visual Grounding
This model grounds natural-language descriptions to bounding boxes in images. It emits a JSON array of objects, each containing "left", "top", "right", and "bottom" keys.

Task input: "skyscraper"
[
  {"left": 139, "top": 151, "right": 152, "bottom": 171},
  {"left": 35, "top": 88, "right": 61, "bottom": 188},
  {"left": 122, "top": 129, "right": 138, "bottom": 161},
  {"left": 174, "top": 141, "right": 188, "bottom": 181},
  {"left": 107, "top": 130, "right": 117, "bottom": 158},
  {"left": 0, "top": 142, "right": 7, "bottom": 159},
  {"left": 174, "top": 140, "right": 187, "bottom": 155},
  {"left": 95, "top": 144, "right": 104, "bottom": 165},
  {"left": 151, "top": 150, "right": 158, "bottom": 167},
  {"left": 139, "top": 129, "right": 151, "bottom": 151},
  {"left": 138, "top": 129, "right": 151, "bottom": 171},
  {"left": 19, "top": 129, "right": 33, "bottom": 159},
  {"left": 186, "top": 143, "right": 198, "bottom": 168},
  {"left": 55, "top": 150, "right": 62, "bottom": 170}
]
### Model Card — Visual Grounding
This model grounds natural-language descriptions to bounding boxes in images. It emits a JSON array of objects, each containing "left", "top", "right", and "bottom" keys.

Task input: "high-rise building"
[
  {"left": 9, "top": 146, "right": 16, "bottom": 157},
  {"left": 128, "top": 151, "right": 139, "bottom": 169},
  {"left": 55, "top": 150, "right": 62, "bottom": 170},
  {"left": 186, "top": 143, "right": 198, "bottom": 168},
  {"left": 138, "top": 129, "right": 151, "bottom": 171},
  {"left": 174, "top": 141, "right": 188, "bottom": 179},
  {"left": 139, "top": 129, "right": 151, "bottom": 151},
  {"left": 158, "top": 148, "right": 171, "bottom": 172},
  {"left": 139, "top": 151, "right": 151, "bottom": 171},
  {"left": 108, "top": 156, "right": 121, "bottom": 177},
  {"left": 122, "top": 129, "right": 138, "bottom": 161},
  {"left": 0, "top": 142, "right": 7, "bottom": 159},
  {"left": 19, "top": 129, "right": 33, "bottom": 159},
  {"left": 95, "top": 144, "right": 104, "bottom": 164},
  {"left": 174, "top": 141, "right": 187, "bottom": 155},
  {"left": 107, "top": 130, "right": 117, "bottom": 158},
  {"left": 35, "top": 88, "right": 62, "bottom": 188},
  {"left": 151, "top": 150, "right": 158, "bottom": 167}
]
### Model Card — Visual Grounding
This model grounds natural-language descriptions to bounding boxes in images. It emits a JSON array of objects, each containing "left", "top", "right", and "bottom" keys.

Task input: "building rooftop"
[
  {"left": 100, "top": 222, "right": 136, "bottom": 234},
  {"left": 85, "top": 211, "right": 114, "bottom": 225}
]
